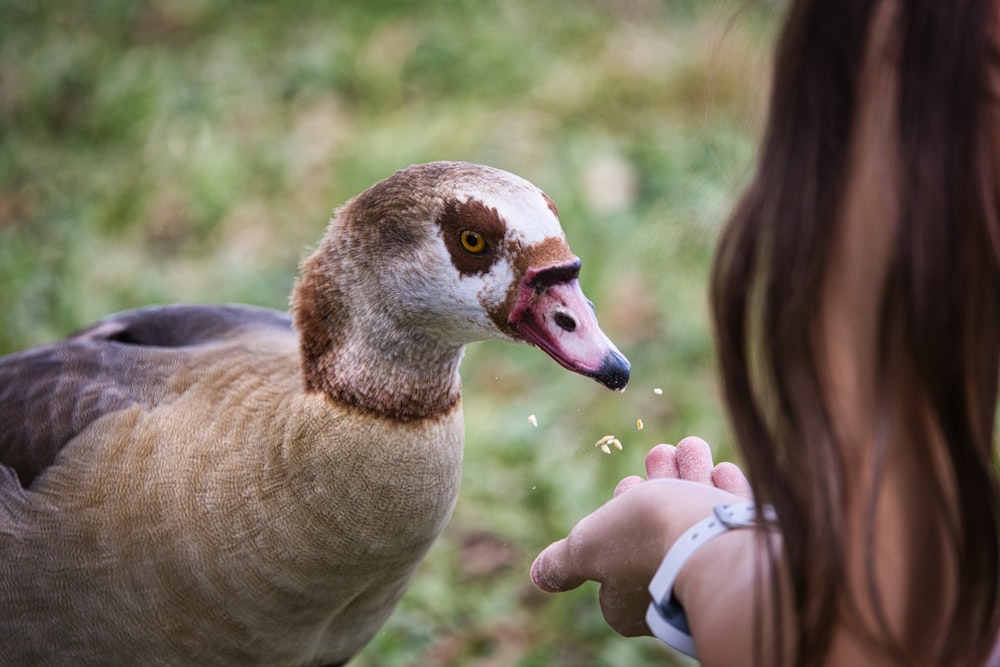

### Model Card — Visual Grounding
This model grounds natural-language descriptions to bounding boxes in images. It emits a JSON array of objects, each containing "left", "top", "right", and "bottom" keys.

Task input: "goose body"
[{"left": 0, "top": 162, "right": 629, "bottom": 665}]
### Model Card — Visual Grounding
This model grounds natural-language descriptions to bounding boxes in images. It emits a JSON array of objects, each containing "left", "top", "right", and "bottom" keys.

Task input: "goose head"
[{"left": 293, "top": 161, "right": 630, "bottom": 419}]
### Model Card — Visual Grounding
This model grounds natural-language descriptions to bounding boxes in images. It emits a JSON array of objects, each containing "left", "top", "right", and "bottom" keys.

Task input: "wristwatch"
[{"left": 646, "top": 501, "right": 775, "bottom": 657}]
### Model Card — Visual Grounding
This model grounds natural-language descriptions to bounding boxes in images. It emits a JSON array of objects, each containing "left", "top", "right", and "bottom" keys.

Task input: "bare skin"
[
  {"left": 531, "top": 437, "right": 763, "bottom": 657},
  {"left": 613, "top": 437, "right": 753, "bottom": 499}
]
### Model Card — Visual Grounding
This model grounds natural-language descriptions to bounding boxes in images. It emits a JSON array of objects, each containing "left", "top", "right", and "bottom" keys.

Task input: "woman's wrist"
[
  {"left": 648, "top": 502, "right": 774, "bottom": 657},
  {"left": 675, "top": 521, "right": 784, "bottom": 665}
]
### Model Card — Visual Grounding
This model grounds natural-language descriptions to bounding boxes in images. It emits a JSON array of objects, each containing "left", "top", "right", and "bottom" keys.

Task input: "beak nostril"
[{"left": 553, "top": 312, "right": 577, "bottom": 332}]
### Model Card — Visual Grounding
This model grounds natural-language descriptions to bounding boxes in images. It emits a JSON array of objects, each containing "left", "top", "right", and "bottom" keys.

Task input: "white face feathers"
[{"left": 300, "top": 161, "right": 629, "bottom": 395}]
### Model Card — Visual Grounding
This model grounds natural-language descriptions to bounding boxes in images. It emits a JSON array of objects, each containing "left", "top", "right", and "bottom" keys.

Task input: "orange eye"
[{"left": 460, "top": 229, "right": 488, "bottom": 254}]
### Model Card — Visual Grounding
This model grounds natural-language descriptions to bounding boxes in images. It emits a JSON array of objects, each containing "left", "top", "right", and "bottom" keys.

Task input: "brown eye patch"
[{"left": 436, "top": 197, "right": 506, "bottom": 275}]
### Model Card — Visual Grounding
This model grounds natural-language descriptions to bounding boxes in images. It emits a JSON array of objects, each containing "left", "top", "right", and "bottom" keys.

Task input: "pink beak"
[{"left": 508, "top": 259, "right": 630, "bottom": 391}]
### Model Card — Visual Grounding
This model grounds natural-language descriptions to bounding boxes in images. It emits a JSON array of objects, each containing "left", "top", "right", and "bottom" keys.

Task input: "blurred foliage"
[{"left": 0, "top": 0, "right": 781, "bottom": 664}]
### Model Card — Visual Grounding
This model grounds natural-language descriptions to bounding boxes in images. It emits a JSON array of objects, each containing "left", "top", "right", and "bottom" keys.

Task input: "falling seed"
[
  {"left": 653, "top": 387, "right": 663, "bottom": 396},
  {"left": 594, "top": 434, "right": 616, "bottom": 448},
  {"left": 528, "top": 414, "right": 538, "bottom": 427},
  {"left": 636, "top": 418, "right": 644, "bottom": 431},
  {"left": 594, "top": 434, "right": 621, "bottom": 455}
]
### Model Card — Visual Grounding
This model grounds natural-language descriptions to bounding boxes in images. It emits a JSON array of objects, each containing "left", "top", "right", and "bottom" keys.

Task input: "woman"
[{"left": 531, "top": 0, "right": 1000, "bottom": 664}]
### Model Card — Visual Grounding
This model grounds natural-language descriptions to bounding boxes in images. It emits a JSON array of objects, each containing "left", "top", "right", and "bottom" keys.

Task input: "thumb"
[{"left": 531, "top": 539, "right": 588, "bottom": 593}]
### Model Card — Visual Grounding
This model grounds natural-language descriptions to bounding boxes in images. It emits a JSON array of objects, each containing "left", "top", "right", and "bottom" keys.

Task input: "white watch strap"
[{"left": 646, "top": 501, "right": 774, "bottom": 657}]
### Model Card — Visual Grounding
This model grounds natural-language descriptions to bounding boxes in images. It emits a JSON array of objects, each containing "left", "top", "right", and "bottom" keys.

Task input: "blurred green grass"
[{"left": 0, "top": 1, "right": 780, "bottom": 664}]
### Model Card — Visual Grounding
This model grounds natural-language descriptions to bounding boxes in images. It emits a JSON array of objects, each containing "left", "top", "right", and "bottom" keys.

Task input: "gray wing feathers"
[{"left": 0, "top": 304, "right": 293, "bottom": 487}]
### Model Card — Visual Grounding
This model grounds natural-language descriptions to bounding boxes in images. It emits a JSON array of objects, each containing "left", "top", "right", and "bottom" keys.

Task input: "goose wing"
[{"left": 0, "top": 304, "right": 293, "bottom": 487}]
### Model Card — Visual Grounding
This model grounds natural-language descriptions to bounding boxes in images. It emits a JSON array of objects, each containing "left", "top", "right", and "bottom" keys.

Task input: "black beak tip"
[{"left": 592, "top": 351, "right": 630, "bottom": 391}]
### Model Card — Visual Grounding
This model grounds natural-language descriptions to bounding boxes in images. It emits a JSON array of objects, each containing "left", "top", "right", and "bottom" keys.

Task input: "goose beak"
[{"left": 509, "top": 259, "right": 630, "bottom": 391}]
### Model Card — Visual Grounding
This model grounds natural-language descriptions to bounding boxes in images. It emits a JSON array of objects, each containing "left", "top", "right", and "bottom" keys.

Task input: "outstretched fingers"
[
  {"left": 530, "top": 479, "right": 750, "bottom": 636},
  {"left": 531, "top": 538, "right": 581, "bottom": 593},
  {"left": 644, "top": 443, "right": 679, "bottom": 479},
  {"left": 536, "top": 435, "right": 754, "bottom": 596},
  {"left": 642, "top": 436, "right": 753, "bottom": 496},
  {"left": 711, "top": 461, "right": 753, "bottom": 499},
  {"left": 675, "top": 436, "right": 714, "bottom": 484},
  {"left": 614, "top": 475, "right": 645, "bottom": 497},
  {"left": 644, "top": 436, "right": 716, "bottom": 484},
  {"left": 531, "top": 490, "right": 653, "bottom": 593}
]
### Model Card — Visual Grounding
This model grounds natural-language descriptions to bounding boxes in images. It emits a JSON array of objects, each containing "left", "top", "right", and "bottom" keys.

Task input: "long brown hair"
[{"left": 711, "top": 0, "right": 1000, "bottom": 664}]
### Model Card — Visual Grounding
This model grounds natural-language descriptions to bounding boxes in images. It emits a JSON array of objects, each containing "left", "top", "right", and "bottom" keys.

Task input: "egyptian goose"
[{"left": 0, "top": 161, "right": 629, "bottom": 666}]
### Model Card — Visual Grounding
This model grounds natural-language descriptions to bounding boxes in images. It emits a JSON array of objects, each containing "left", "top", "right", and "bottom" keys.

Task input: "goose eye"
[{"left": 460, "top": 229, "right": 488, "bottom": 254}]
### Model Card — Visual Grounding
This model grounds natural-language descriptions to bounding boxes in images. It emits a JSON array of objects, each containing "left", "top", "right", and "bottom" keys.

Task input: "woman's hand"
[{"left": 530, "top": 436, "right": 752, "bottom": 637}]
